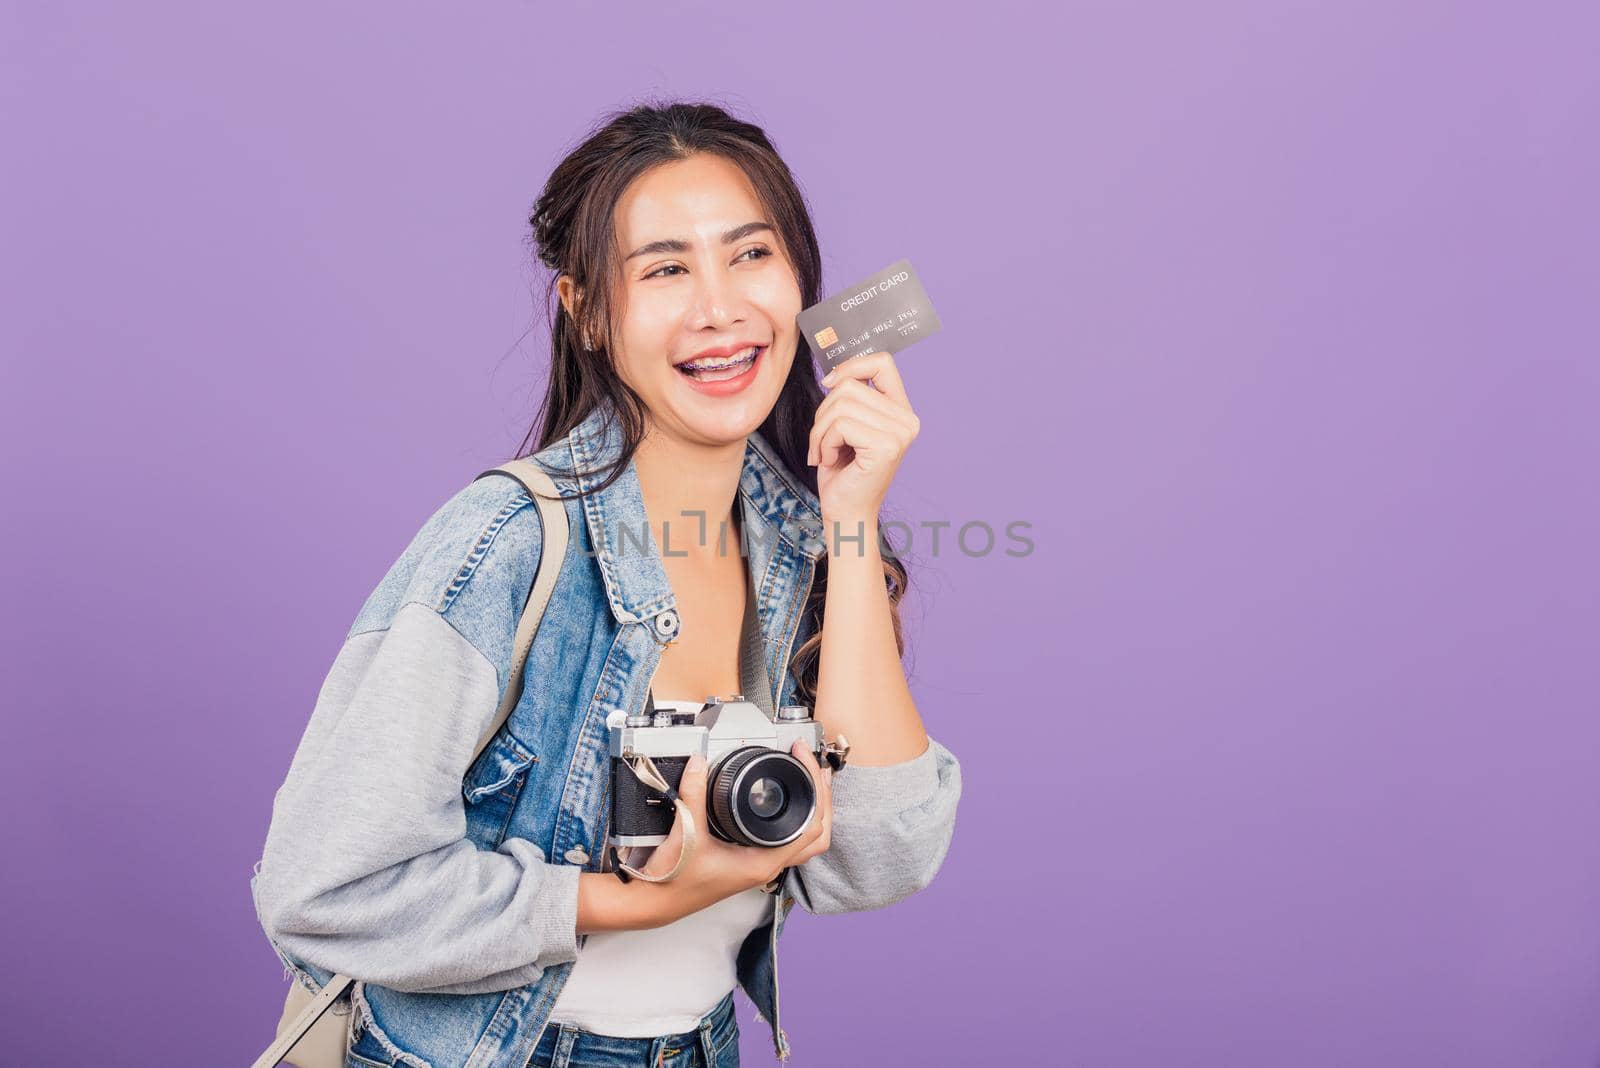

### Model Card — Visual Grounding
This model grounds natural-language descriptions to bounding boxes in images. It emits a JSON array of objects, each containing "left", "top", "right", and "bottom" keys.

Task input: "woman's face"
[{"left": 582, "top": 152, "right": 801, "bottom": 449}]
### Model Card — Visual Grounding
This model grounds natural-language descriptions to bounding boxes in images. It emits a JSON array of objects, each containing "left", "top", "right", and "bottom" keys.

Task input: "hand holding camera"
[
  {"left": 605, "top": 696, "right": 844, "bottom": 927},
  {"left": 635, "top": 738, "right": 833, "bottom": 925}
]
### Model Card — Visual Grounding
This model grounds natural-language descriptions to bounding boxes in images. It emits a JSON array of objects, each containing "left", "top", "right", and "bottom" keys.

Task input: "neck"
[{"left": 632, "top": 424, "right": 745, "bottom": 562}]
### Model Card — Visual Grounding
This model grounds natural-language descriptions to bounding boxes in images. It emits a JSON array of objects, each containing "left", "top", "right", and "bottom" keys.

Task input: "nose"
[{"left": 687, "top": 265, "right": 745, "bottom": 332}]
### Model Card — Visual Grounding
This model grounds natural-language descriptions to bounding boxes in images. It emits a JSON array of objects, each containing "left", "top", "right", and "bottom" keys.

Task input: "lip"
[{"left": 675, "top": 344, "right": 766, "bottom": 398}]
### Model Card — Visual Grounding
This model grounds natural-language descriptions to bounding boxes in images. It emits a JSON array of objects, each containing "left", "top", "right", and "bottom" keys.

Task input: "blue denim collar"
[{"left": 550, "top": 402, "right": 825, "bottom": 625}]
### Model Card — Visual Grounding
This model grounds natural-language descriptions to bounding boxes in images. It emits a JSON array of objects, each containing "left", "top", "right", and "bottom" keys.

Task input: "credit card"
[{"left": 797, "top": 258, "right": 942, "bottom": 372}]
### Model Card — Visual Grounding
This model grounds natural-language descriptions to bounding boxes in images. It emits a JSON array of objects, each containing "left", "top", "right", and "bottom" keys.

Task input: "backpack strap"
[
  {"left": 467, "top": 458, "right": 571, "bottom": 759},
  {"left": 251, "top": 459, "right": 570, "bottom": 1068}
]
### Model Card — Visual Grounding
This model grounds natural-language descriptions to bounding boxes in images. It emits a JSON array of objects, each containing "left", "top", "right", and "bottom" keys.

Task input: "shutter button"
[
  {"left": 653, "top": 609, "right": 680, "bottom": 641},
  {"left": 564, "top": 847, "right": 590, "bottom": 865}
]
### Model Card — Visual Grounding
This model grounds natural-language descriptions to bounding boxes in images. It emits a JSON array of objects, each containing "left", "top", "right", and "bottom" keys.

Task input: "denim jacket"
[{"left": 251, "top": 401, "right": 962, "bottom": 1066}]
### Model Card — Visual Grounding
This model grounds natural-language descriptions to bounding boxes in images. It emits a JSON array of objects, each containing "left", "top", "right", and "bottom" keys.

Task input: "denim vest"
[{"left": 278, "top": 402, "right": 827, "bottom": 1066}]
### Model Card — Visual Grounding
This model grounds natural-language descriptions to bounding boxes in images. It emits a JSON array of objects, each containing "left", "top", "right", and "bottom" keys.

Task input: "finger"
[
  {"left": 786, "top": 740, "right": 820, "bottom": 837},
  {"left": 820, "top": 350, "right": 911, "bottom": 408},
  {"left": 812, "top": 378, "right": 919, "bottom": 438},
  {"left": 819, "top": 763, "right": 832, "bottom": 846},
  {"left": 640, "top": 801, "right": 686, "bottom": 875},
  {"left": 823, "top": 386, "right": 919, "bottom": 446},
  {"left": 808, "top": 381, "right": 919, "bottom": 467},
  {"left": 811, "top": 744, "right": 833, "bottom": 851},
  {"left": 651, "top": 809, "right": 685, "bottom": 863},
  {"left": 640, "top": 752, "right": 703, "bottom": 871},
  {"left": 789, "top": 738, "right": 823, "bottom": 790},
  {"left": 789, "top": 741, "right": 832, "bottom": 853},
  {"left": 678, "top": 752, "right": 708, "bottom": 815},
  {"left": 808, "top": 399, "right": 904, "bottom": 468},
  {"left": 817, "top": 416, "right": 898, "bottom": 470}
]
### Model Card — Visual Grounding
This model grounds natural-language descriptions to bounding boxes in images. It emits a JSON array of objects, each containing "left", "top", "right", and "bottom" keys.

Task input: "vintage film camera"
[{"left": 608, "top": 694, "right": 850, "bottom": 853}]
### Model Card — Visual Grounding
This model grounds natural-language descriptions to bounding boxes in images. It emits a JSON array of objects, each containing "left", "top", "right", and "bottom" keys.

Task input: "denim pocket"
[
  {"left": 347, "top": 982, "right": 434, "bottom": 1068},
  {"left": 347, "top": 1021, "right": 421, "bottom": 1067},
  {"left": 461, "top": 729, "right": 538, "bottom": 848}
]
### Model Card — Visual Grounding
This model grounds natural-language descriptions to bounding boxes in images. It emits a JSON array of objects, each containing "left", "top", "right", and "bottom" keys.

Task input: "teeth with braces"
[{"left": 681, "top": 346, "right": 760, "bottom": 371}]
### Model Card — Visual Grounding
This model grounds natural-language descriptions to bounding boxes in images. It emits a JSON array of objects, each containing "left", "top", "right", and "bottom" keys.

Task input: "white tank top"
[{"left": 547, "top": 698, "right": 778, "bottom": 1037}]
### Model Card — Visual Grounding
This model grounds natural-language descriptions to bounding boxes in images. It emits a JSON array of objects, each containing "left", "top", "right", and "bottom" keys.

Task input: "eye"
[{"left": 642, "top": 246, "right": 772, "bottom": 280}]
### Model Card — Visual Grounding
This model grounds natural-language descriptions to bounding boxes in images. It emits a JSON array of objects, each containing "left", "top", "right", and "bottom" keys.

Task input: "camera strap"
[{"left": 610, "top": 751, "right": 700, "bottom": 883}]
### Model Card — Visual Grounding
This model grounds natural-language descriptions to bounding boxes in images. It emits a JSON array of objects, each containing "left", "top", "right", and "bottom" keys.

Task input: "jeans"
[{"left": 524, "top": 990, "right": 740, "bottom": 1068}]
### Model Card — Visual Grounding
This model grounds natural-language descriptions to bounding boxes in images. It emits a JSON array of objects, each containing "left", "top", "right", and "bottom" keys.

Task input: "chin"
[{"left": 674, "top": 399, "right": 774, "bottom": 446}]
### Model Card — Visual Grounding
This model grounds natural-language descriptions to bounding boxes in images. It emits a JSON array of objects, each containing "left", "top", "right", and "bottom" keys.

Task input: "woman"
[{"left": 252, "top": 101, "right": 962, "bottom": 1068}]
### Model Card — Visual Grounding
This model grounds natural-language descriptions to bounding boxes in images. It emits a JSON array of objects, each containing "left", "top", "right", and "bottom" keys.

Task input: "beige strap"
[
  {"left": 252, "top": 458, "right": 570, "bottom": 1068},
  {"left": 612, "top": 752, "right": 699, "bottom": 883},
  {"left": 250, "top": 975, "right": 352, "bottom": 1068},
  {"left": 470, "top": 459, "right": 571, "bottom": 759}
]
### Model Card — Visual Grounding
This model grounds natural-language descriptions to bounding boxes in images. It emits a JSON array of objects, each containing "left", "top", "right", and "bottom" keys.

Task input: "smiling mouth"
[{"left": 676, "top": 345, "right": 764, "bottom": 382}]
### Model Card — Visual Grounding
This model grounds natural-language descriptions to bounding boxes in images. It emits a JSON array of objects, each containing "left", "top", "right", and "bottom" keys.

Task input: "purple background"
[{"left": 3, "top": 2, "right": 1597, "bottom": 1065}]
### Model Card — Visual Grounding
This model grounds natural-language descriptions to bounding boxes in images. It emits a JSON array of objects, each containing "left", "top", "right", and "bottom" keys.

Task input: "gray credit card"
[{"left": 797, "top": 258, "right": 942, "bottom": 372}]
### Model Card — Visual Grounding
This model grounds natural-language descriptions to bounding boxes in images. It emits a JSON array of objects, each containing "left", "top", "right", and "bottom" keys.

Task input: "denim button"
[
  {"left": 564, "top": 847, "right": 589, "bottom": 865},
  {"left": 654, "top": 609, "right": 680, "bottom": 639}
]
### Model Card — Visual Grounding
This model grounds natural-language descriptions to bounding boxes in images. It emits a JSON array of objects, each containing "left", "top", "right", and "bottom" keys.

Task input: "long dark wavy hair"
[{"left": 515, "top": 99, "right": 907, "bottom": 705}]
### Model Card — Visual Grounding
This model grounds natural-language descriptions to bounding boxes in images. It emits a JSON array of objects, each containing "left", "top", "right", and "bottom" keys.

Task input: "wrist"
[
  {"left": 819, "top": 512, "right": 882, "bottom": 559},
  {"left": 577, "top": 872, "right": 674, "bottom": 933},
  {"left": 821, "top": 508, "right": 879, "bottom": 530},
  {"left": 630, "top": 877, "right": 685, "bottom": 929}
]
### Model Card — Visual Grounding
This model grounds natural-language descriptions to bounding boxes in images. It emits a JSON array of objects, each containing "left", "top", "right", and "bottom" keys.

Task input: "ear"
[{"left": 556, "top": 275, "right": 582, "bottom": 321}]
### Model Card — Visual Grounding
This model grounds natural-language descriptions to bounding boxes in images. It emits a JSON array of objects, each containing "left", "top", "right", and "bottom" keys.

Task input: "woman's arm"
[
  {"left": 254, "top": 480, "right": 604, "bottom": 996},
  {"left": 785, "top": 350, "right": 963, "bottom": 913},
  {"left": 253, "top": 600, "right": 584, "bottom": 996},
  {"left": 782, "top": 735, "right": 960, "bottom": 914},
  {"left": 813, "top": 510, "right": 930, "bottom": 765},
  {"left": 795, "top": 511, "right": 964, "bottom": 914}
]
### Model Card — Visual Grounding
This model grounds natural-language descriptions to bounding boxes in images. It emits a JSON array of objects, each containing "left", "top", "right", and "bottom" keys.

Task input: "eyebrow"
[{"left": 624, "top": 221, "right": 776, "bottom": 262}]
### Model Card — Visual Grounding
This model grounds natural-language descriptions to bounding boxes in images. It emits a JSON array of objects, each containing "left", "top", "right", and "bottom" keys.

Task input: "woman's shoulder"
[{"left": 344, "top": 470, "right": 551, "bottom": 643}]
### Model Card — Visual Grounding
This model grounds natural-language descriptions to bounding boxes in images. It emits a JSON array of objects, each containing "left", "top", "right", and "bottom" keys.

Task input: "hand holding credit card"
[{"left": 797, "top": 258, "right": 942, "bottom": 373}]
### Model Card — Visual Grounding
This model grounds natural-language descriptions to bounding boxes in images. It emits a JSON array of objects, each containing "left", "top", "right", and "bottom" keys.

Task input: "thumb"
[
  {"left": 678, "top": 752, "right": 707, "bottom": 810},
  {"left": 641, "top": 806, "right": 684, "bottom": 877},
  {"left": 642, "top": 753, "right": 704, "bottom": 878}
]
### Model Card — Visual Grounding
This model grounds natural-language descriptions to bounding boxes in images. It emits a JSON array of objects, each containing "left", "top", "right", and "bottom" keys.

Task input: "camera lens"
[
  {"left": 747, "top": 777, "right": 786, "bottom": 818},
  {"left": 708, "top": 747, "right": 815, "bottom": 847}
]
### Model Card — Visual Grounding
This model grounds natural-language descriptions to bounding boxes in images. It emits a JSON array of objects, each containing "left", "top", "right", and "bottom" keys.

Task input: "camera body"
[{"left": 608, "top": 695, "right": 826, "bottom": 850}]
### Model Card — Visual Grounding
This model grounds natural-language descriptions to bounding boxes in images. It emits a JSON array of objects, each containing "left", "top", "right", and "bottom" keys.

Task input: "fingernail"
[{"left": 687, "top": 753, "right": 705, "bottom": 771}]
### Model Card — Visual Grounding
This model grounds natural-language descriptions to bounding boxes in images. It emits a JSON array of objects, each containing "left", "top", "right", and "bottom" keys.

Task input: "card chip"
[{"left": 813, "top": 326, "right": 838, "bottom": 348}]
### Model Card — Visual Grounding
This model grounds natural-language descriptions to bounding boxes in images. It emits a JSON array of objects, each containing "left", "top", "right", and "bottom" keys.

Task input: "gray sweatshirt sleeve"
[
  {"left": 254, "top": 601, "right": 580, "bottom": 996},
  {"left": 252, "top": 483, "right": 581, "bottom": 997},
  {"left": 782, "top": 734, "right": 962, "bottom": 915}
]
